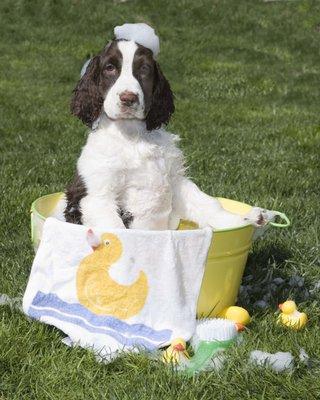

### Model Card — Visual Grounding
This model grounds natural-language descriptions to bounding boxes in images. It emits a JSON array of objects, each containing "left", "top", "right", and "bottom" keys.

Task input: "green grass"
[{"left": 1, "top": 0, "right": 320, "bottom": 398}]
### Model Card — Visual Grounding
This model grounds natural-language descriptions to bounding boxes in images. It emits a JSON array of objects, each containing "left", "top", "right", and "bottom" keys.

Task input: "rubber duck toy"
[
  {"left": 162, "top": 338, "right": 190, "bottom": 365},
  {"left": 278, "top": 300, "right": 308, "bottom": 330},
  {"left": 218, "top": 306, "right": 251, "bottom": 327}
]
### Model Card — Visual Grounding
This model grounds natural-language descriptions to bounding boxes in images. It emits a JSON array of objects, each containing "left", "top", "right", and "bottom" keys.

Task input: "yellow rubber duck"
[
  {"left": 162, "top": 338, "right": 190, "bottom": 365},
  {"left": 218, "top": 306, "right": 251, "bottom": 327},
  {"left": 278, "top": 300, "right": 308, "bottom": 330},
  {"left": 77, "top": 231, "right": 148, "bottom": 319}
]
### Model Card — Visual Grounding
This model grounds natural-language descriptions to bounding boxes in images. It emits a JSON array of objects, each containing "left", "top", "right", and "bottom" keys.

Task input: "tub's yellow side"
[
  {"left": 31, "top": 193, "right": 63, "bottom": 251},
  {"left": 179, "top": 198, "right": 254, "bottom": 317}
]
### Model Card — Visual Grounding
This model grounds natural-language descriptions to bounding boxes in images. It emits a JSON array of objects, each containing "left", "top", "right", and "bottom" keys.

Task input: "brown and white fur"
[{"left": 56, "top": 38, "right": 271, "bottom": 231}]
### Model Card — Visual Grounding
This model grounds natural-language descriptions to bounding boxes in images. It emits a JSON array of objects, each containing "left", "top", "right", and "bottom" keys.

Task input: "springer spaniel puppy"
[{"left": 59, "top": 35, "right": 270, "bottom": 231}]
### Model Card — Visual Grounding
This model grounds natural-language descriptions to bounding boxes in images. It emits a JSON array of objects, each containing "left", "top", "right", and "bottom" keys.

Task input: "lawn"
[{"left": 0, "top": 0, "right": 320, "bottom": 398}]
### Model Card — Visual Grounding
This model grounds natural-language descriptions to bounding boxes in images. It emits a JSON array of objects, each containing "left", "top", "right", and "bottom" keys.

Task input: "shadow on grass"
[
  {"left": 247, "top": 242, "right": 292, "bottom": 268},
  {"left": 237, "top": 242, "right": 311, "bottom": 314}
]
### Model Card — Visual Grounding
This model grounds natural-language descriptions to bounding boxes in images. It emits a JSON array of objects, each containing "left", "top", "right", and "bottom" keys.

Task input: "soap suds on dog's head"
[{"left": 114, "top": 23, "right": 160, "bottom": 57}]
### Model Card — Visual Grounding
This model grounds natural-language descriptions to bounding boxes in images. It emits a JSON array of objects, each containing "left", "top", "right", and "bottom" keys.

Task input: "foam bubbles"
[{"left": 114, "top": 23, "right": 160, "bottom": 57}]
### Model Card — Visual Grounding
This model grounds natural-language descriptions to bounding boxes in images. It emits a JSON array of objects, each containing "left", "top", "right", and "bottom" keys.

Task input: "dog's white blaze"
[
  {"left": 118, "top": 40, "right": 137, "bottom": 80},
  {"left": 103, "top": 40, "right": 145, "bottom": 120}
]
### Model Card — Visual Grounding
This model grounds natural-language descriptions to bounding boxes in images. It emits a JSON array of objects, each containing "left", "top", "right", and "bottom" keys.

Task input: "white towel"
[{"left": 23, "top": 218, "right": 212, "bottom": 359}]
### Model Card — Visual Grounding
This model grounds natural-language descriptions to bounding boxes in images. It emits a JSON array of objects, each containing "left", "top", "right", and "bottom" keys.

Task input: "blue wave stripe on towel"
[
  {"left": 30, "top": 292, "right": 171, "bottom": 342},
  {"left": 28, "top": 306, "right": 160, "bottom": 350}
]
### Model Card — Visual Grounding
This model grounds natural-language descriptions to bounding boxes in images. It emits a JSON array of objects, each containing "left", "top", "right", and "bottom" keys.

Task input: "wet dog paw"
[{"left": 244, "top": 207, "right": 274, "bottom": 227}]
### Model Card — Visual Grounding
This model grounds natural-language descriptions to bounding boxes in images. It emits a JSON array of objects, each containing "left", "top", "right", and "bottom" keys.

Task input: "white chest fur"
[{"left": 77, "top": 118, "right": 185, "bottom": 230}]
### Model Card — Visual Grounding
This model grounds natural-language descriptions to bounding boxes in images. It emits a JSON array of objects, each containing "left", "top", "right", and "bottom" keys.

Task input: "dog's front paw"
[{"left": 244, "top": 207, "right": 276, "bottom": 227}]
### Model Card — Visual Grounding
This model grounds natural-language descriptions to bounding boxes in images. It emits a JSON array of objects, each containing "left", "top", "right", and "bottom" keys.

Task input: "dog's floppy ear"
[
  {"left": 70, "top": 56, "right": 103, "bottom": 127},
  {"left": 145, "top": 62, "right": 174, "bottom": 131}
]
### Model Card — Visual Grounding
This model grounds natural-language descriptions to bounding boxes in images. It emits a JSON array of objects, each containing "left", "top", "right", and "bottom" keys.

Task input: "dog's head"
[{"left": 71, "top": 39, "right": 174, "bottom": 131}]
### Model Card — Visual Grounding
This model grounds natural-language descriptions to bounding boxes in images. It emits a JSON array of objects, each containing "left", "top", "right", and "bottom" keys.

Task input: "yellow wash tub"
[{"left": 30, "top": 193, "right": 290, "bottom": 317}]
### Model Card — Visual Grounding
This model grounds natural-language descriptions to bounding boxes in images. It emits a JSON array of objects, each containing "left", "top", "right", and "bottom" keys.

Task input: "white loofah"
[
  {"left": 114, "top": 23, "right": 160, "bottom": 57},
  {"left": 191, "top": 318, "right": 238, "bottom": 350}
]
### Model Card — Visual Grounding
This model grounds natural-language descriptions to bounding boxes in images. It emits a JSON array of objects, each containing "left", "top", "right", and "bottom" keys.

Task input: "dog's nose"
[{"left": 119, "top": 91, "right": 139, "bottom": 106}]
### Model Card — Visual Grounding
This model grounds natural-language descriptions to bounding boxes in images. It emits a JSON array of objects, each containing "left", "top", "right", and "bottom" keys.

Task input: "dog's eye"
[
  {"left": 140, "top": 64, "right": 151, "bottom": 74},
  {"left": 105, "top": 64, "right": 116, "bottom": 73},
  {"left": 105, "top": 240, "right": 110, "bottom": 246}
]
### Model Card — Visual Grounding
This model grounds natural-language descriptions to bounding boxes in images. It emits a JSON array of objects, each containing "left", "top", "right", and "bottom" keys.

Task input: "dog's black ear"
[
  {"left": 145, "top": 62, "right": 174, "bottom": 131},
  {"left": 70, "top": 56, "right": 103, "bottom": 127}
]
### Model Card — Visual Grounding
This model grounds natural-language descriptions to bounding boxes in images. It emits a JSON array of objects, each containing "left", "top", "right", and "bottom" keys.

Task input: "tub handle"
[{"left": 269, "top": 211, "right": 290, "bottom": 228}]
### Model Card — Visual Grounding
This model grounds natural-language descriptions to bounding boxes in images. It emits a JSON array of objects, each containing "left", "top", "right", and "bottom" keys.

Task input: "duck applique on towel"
[{"left": 77, "top": 229, "right": 148, "bottom": 319}]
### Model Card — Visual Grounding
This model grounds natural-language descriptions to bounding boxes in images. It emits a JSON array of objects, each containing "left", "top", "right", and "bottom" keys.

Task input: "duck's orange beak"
[
  {"left": 173, "top": 343, "right": 185, "bottom": 351},
  {"left": 87, "top": 229, "right": 100, "bottom": 250},
  {"left": 278, "top": 303, "right": 283, "bottom": 311},
  {"left": 235, "top": 323, "right": 245, "bottom": 332}
]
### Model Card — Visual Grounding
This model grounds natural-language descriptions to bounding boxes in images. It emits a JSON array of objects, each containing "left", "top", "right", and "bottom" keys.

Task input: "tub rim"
[{"left": 31, "top": 192, "right": 256, "bottom": 234}]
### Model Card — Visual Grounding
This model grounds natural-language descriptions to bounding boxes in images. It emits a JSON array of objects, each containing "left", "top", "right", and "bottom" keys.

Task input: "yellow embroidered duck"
[
  {"left": 162, "top": 338, "right": 190, "bottom": 365},
  {"left": 77, "top": 230, "right": 148, "bottom": 319},
  {"left": 278, "top": 300, "right": 308, "bottom": 330}
]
